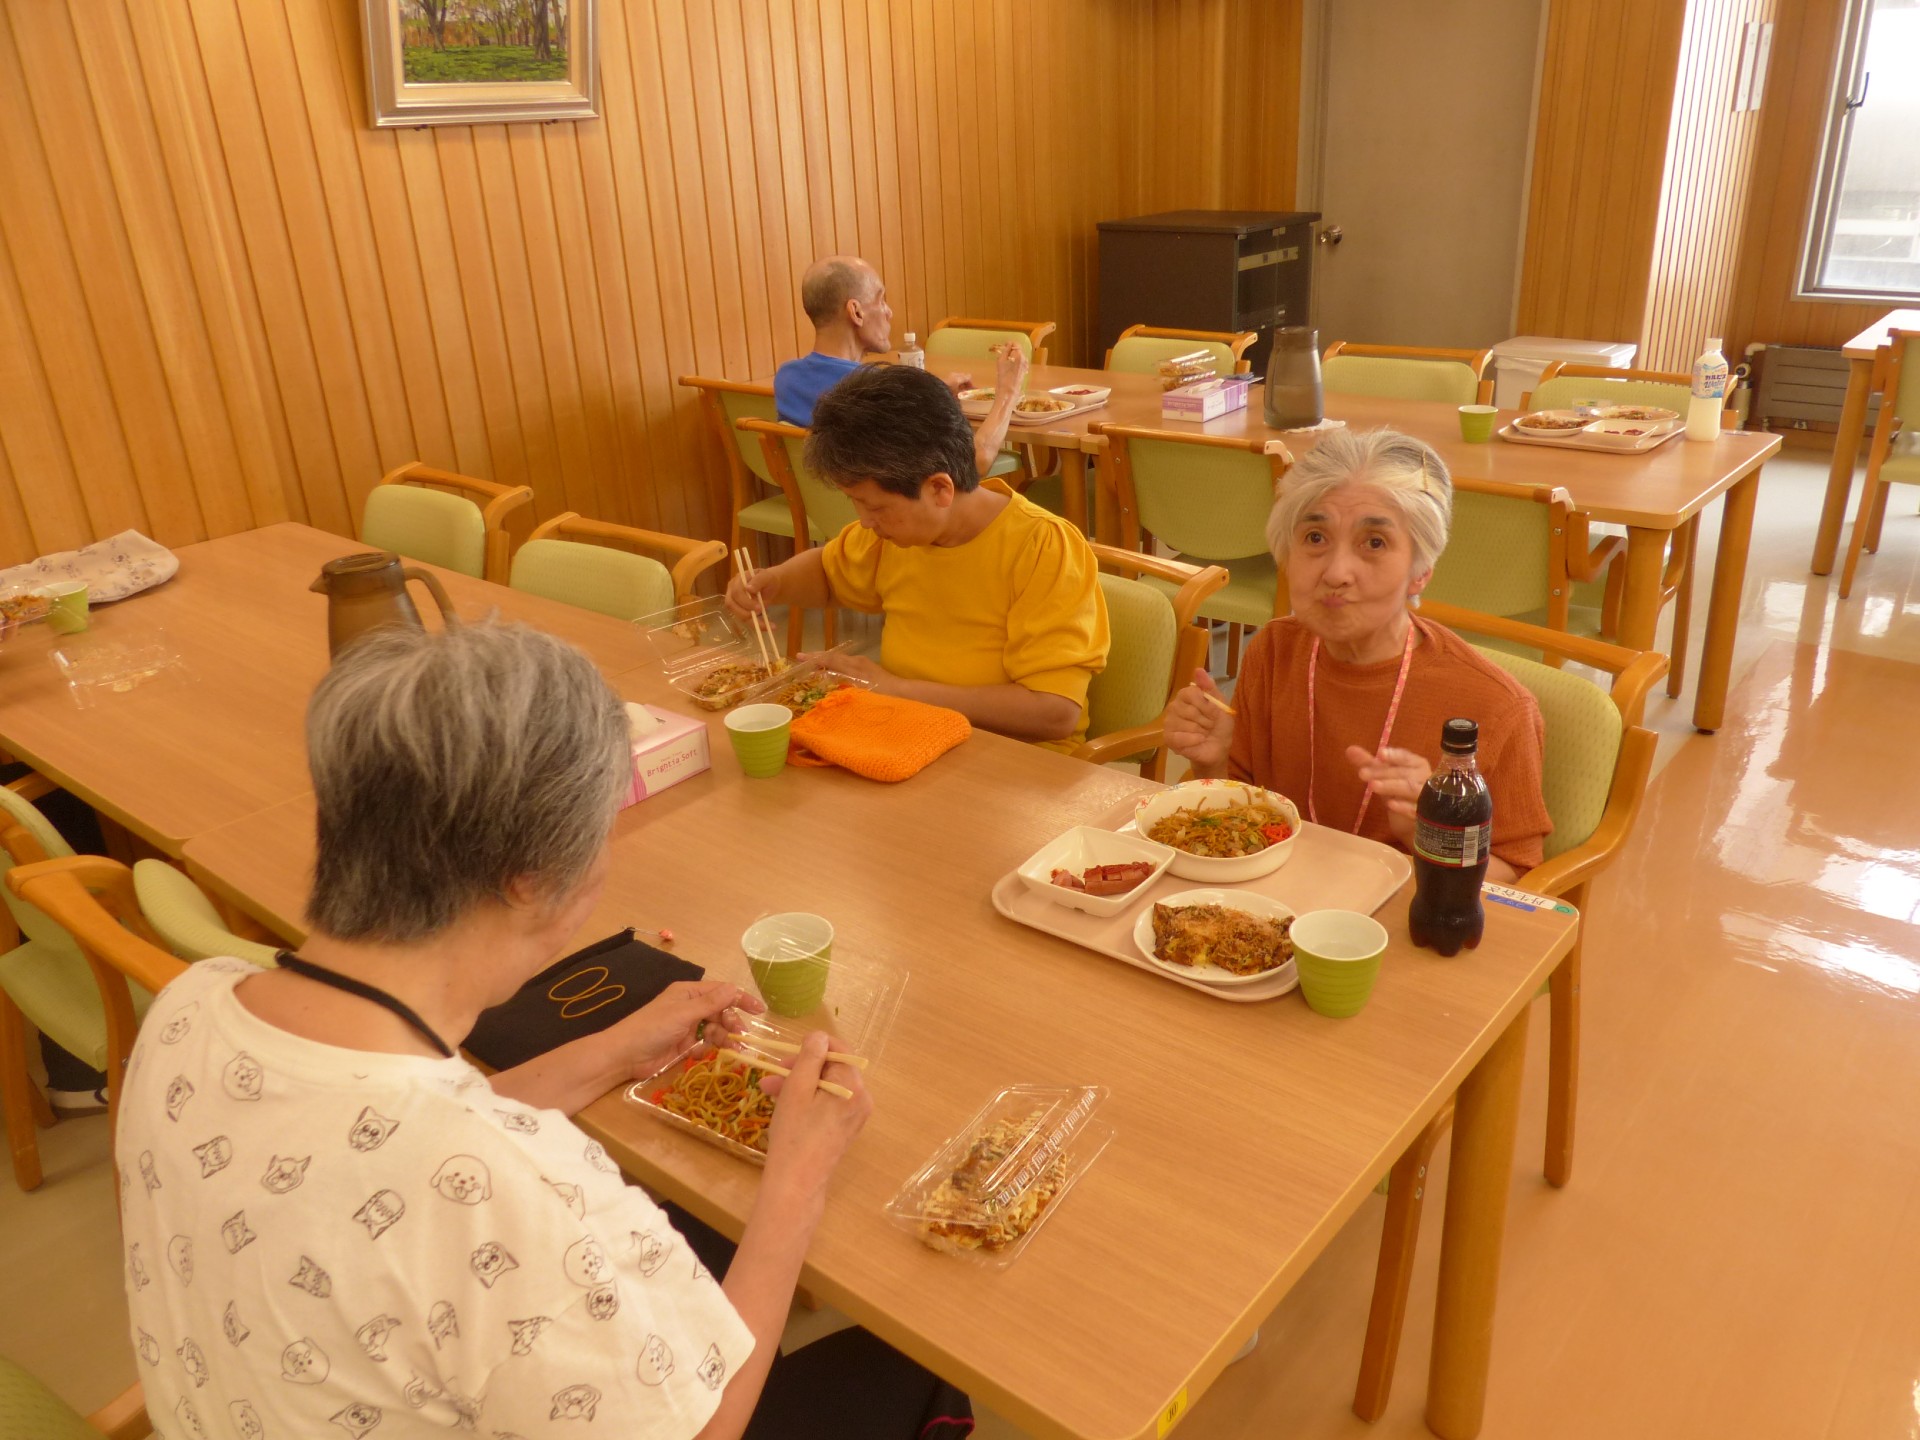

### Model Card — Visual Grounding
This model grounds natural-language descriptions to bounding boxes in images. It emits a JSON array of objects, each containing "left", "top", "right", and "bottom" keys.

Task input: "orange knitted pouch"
[{"left": 787, "top": 687, "right": 971, "bottom": 781}]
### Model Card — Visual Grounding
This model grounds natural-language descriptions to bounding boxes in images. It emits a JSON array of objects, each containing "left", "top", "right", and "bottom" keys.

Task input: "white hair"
[
  {"left": 305, "top": 621, "right": 629, "bottom": 942},
  {"left": 1265, "top": 426, "right": 1452, "bottom": 577}
]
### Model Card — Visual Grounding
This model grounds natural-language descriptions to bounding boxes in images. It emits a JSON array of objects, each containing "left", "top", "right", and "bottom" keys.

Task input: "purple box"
[
  {"left": 621, "top": 706, "right": 712, "bottom": 807},
  {"left": 1162, "top": 376, "right": 1251, "bottom": 421}
]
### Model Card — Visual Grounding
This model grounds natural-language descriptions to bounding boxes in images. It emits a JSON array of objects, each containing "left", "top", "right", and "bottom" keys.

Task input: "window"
[{"left": 1800, "top": 0, "right": 1920, "bottom": 303}]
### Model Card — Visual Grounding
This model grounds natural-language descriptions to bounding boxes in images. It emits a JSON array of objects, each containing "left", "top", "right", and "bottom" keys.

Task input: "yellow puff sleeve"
[
  {"left": 1003, "top": 520, "right": 1110, "bottom": 712},
  {"left": 818, "top": 521, "right": 884, "bottom": 614}
]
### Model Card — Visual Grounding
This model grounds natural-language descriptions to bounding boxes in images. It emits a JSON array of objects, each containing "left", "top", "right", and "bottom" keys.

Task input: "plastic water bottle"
[
  {"left": 897, "top": 332, "right": 924, "bottom": 369},
  {"left": 1686, "top": 338, "right": 1727, "bottom": 442}
]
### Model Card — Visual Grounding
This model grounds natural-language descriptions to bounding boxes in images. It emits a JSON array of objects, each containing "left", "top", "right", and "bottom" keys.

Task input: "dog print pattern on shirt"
[{"left": 117, "top": 959, "right": 755, "bottom": 1439}]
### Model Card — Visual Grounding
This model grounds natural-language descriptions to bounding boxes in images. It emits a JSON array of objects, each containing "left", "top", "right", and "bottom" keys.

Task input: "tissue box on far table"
[
  {"left": 622, "top": 704, "right": 712, "bottom": 806},
  {"left": 1162, "top": 376, "right": 1251, "bottom": 421}
]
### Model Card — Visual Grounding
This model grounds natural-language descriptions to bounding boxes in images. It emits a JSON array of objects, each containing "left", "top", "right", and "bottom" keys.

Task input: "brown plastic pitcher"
[{"left": 310, "top": 551, "right": 457, "bottom": 658}]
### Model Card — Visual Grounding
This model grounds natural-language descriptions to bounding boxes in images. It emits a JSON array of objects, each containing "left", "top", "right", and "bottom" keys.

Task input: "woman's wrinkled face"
[{"left": 1286, "top": 482, "right": 1429, "bottom": 652}]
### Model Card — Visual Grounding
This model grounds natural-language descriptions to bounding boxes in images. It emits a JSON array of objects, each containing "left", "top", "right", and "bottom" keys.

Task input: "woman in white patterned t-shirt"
[{"left": 115, "top": 622, "right": 913, "bottom": 1440}]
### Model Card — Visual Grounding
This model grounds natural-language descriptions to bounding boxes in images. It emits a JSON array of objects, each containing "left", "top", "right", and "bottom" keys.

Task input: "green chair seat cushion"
[
  {"left": 1473, "top": 646, "right": 1623, "bottom": 861},
  {"left": 984, "top": 450, "right": 1025, "bottom": 478},
  {"left": 361, "top": 484, "right": 487, "bottom": 579},
  {"left": 1527, "top": 376, "right": 1691, "bottom": 413},
  {"left": 1021, "top": 474, "right": 1066, "bottom": 517},
  {"left": 1880, "top": 449, "right": 1920, "bottom": 486},
  {"left": 0, "top": 937, "right": 150, "bottom": 1072},
  {"left": 0, "top": 1352, "right": 106, "bottom": 1440},
  {"left": 1322, "top": 355, "right": 1480, "bottom": 405},
  {"left": 1143, "top": 553, "right": 1278, "bottom": 628},
  {"left": 739, "top": 495, "right": 802, "bottom": 541},
  {"left": 1087, "top": 576, "right": 1179, "bottom": 739},
  {"left": 924, "top": 327, "right": 1037, "bottom": 363},
  {"left": 1108, "top": 335, "right": 1238, "bottom": 377},
  {"left": 509, "top": 538, "right": 676, "bottom": 623},
  {"left": 132, "top": 860, "right": 281, "bottom": 969}
]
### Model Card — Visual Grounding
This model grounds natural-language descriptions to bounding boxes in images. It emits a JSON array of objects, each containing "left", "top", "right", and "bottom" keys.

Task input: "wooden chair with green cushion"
[
  {"left": 130, "top": 861, "right": 281, "bottom": 968},
  {"left": 0, "top": 1353, "right": 148, "bottom": 1439},
  {"left": 361, "top": 462, "right": 534, "bottom": 584},
  {"left": 1074, "top": 547, "right": 1229, "bottom": 781},
  {"left": 734, "top": 418, "right": 863, "bottom": 654},
  {"left": 1423, "top": 477, "right": 1624, "bottom": 665},
  {"left": 0, "top": 778, "right": 134, "bottom": 1191},
  {"left": 679, "top": 375, "right": 792, "bottom": 567},
  {"left": 1521, "top": 362, "right": 1703, "bottom": 697},
  {"left": 1321, "top": 342, "right": 1494, "bottom": 405},
  {"left": 1351, "top": 601, "right": 1667, "bottom": 1421},
  {"left": 1093, "top": 424, "right": 1292, "bottom": 675},
  {"left": 1839, "top": 328, "right": 1920, "bottom": 600},
  {"left": 1104, "top": 324, "right": 1256, "bottom": 376},
  {"left": 510, "top": 513, "right": 727, "bottom": 620},
  {"left": 5, "top": 857, "right": 187, "bottom": 1161},
  {"left": 925, "top": 316, "right": 1056, "bottom": 367}
]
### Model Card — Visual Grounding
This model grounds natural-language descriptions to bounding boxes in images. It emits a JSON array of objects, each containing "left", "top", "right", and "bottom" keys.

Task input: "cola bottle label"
[{"left": 1414, "top": 817, "right": 1491, "bottom": 867}]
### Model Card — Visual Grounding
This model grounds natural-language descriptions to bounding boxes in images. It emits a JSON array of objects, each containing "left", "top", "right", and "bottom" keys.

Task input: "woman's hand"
[
  {"left": 612, "top": 981, "right": 765, "bottom": 1082},
  {"left": 1163, "top": 668, "right": 1234, "bottom": 774},
  {"left": 760, "top": 1032, "right": 872, "bottom": 1188},
  {"left": 991, "top": 340, "right": 1029, "bottom": 396},
  {"left": 725, "top": 565, "right": 781, "bottom": 622},
  {"left": 1347, "top": 744, "right": 1432, "bottom": 848}
]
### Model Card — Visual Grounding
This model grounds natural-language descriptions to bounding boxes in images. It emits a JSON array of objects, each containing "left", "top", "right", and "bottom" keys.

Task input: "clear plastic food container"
[
  {"left": 623, "top": 947, "right": 907, "bottom": 1164},
  {"left": 48, "top": 628, "right": 192, "bottom": 708},
  {"left": 636, "top": 596, "right": 791, "bottom": 712},
  {"left": 742, "top": 652, "right": 874, "bottom": 716},
  {"left": 885, "top": 1084, "right": 1113, "bottom": 1268}
]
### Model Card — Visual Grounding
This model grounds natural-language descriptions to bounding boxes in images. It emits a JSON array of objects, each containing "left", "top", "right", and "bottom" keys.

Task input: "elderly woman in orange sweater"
[{"left": 1164, "top": 427, "right": 1549, "bottom": 882}]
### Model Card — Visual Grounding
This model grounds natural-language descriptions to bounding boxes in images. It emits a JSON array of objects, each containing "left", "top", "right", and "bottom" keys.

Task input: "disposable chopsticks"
[
  {"left": 1200, "top": 690, "right": 1237, "bottom": 718},
  {"left": 731, "top": 547, "right": 782, "bottom": 673},
  {"left": 716, "top": 1047, "right": 856, "bottom": 1100},
  {"left": 724, "top": 1031, "right": 869, "bottom": 1070}
]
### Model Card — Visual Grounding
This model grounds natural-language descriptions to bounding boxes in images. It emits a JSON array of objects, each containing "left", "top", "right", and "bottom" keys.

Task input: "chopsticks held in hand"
[
  {"left": 732, "top": 547, "right": 782, "bottom": 673},
  {"left": 717, "top": 1047, "right": 856, "bottom": 1100},
  {"left": 724, "top": 1031, "right": 868, "bottom": 1070},
  {"left": 1199, "top": 689, "right": 1236, "bottom": 718}
]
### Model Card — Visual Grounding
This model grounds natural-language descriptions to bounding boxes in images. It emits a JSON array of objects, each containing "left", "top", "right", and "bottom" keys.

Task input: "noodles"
[
  {"left": 647, "top": 1051, "right": 775, "bottom": 1154},
  {"left": 1151, "top": 903, "right": 1293, "bottom": 975},
  {"left": 689, "top": 661, "right": 785, "bottom": 711},
  {"left": 764, "top": 670, "right": 856, "bottom": 715},
  {"left": 1145, "top": 801, "right": 1293, "bottom": 858}
]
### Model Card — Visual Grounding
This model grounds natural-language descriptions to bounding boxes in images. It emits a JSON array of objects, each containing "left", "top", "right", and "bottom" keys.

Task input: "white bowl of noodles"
[{"left": 1132, "top": 779, "right": 1299, "bottom": 883}]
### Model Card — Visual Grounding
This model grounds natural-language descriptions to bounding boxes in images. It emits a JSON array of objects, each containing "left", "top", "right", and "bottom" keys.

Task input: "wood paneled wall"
[
  {"left": 0, "top": 0, "right": 1302, "bottom": 569},
  {"left": 1638, "top": 0, "right": 1775, "bottom": 373},
  {"left": 1723, "top": 0, "right": 1886, "bottom": 359},
  {"left": 1514, "top": 0, "right": 1687, "bottom": 351}
]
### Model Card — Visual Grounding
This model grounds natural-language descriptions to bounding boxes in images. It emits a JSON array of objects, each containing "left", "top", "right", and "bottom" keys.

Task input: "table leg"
[
  {"left": 1613, "top": 528, "right": 1669, "bottom": 653},
  {"left": 1692, "top": 468, "right": 1761, "bottom": 733},
  {"left": 1812, "top": 357, "right": 1873, "bottom": 575},
  {"left": 1426, "top": 1006, "right": 1530, "bottom": 1440}
]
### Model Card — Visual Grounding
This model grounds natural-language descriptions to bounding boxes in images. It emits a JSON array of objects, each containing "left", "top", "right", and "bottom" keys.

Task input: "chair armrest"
[
  {"left": 1564, "top": 517, "right": 1624, "bottom": 585},
  {"left": 5, "top": 771, "right": 56, "bottom": 804},
  {"left": 1518, "top": 724, "right": 1657, "bottom": 899},
  {"left": 6, "top": 857, "right": 186, "bottom": 993},
  {"left": 669, "top": 540, "right": 729, "bottom": 603},
  {"left": 1073, "top": 722, "right": 1165, "bottom": 768},
  {"left": 88, "top": 1382, "right": 152, "bottom": 1440}
]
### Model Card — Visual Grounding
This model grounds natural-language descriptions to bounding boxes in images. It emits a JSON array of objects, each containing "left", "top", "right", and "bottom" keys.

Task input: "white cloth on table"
[
  {"left": 0, "top": 529, "right": 176, "bottom": 604},
  {"left": 117, "top": 959, "right": 754, "bottom": 1440}
]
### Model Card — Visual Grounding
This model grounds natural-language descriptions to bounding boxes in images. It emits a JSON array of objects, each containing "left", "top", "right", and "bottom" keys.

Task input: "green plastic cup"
[
  {"left": 1292, "top": 910, "right": 1389, "bottom": 1018},
  {"left": 741, "top": 912, "right": 833, "bottom": 1018},
  {"left": 38, "top": 581, "right": 89, "bottom": 635},
  {"left": 1457, "top": 405, "right": 1499, "bottom": 443},
  {"left": 725, "top": 703, "right": 792, "bottom": 778}
]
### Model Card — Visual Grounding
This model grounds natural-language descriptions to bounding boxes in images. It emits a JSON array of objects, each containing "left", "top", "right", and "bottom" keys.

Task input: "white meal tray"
[
  {"left": 991, "top": 800, "right": 1413, "bottom": 1004},
  {"left": 1496, "top": 421, "right": 1684, "bottom": 455},
  {"left": 960, "top": 393, "right": 1110, "bottom": 427}
]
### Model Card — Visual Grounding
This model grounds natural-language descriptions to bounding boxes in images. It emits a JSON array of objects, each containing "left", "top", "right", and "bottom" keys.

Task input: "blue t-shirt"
[{"left": 774, "top": 352, "right": 862, "bottom": 425}]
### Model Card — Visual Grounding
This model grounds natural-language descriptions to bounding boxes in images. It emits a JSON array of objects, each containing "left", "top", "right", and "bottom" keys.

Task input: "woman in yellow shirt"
[{"left": 725, "top": 365, "right": 1109, "bottom": 750}]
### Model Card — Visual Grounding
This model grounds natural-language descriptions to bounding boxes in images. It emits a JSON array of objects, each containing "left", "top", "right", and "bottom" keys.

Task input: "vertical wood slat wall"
[
  {"left": 1722, "top": 0, "right": 1886, "bottom": 360},
  {"left": 1513, "top": 0, "right": 1688, "bottom": 352},
  {"left": 1637, "top": 0, "right": 1776, "bottom": 373},
  {"left": 0, "top": 0, "right": 1301, "bottom": 570}
]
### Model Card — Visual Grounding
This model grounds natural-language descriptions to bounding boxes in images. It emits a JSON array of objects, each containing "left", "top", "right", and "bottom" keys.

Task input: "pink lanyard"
[{"left": 1305, "top": 617, "right": 1419, "bottom": 834}]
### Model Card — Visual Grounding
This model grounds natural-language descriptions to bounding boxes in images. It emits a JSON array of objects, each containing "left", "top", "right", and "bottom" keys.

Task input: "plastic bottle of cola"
[{"left": 1408, "top": 718, "right": 1492, "bottom": 956}]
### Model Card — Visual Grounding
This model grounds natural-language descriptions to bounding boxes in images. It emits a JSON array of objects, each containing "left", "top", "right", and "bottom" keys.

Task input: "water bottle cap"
[
  {"left": 903, "top": 332, "right": 916, "bottom": 345},
  {"left": 1441, "top": 718, "right": 1479, "bottom": 753}
]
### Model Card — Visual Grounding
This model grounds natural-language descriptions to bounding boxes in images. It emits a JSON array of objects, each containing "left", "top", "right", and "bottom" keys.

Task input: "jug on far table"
[{"left": 310, "top": 551, "right": 458, "bottom": 658}]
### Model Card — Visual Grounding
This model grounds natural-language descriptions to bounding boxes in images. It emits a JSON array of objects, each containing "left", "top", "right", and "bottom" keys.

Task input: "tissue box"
[
  {"left": 621, "top": 706, "right": 711, "bottom": 807},
  {"left": 1162, "top": 376, "right": 1250, "bottom": 421}
]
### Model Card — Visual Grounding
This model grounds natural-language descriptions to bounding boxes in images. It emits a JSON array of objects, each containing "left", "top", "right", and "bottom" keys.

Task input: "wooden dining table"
[
  {"left": 938, "top": 360, "right": 1781, "bottom": 733},
  {"left": 123, "top": 533, "right": 1574, "bottom": 1440},
  {"left": 1808, "top": 308, "right": 1920, "bottom": 577},
  {"left": 0, "top": 524, "right": 657, "bottom": 856}
]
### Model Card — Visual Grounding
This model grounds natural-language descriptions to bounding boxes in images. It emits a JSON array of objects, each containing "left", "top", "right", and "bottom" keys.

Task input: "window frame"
[{"left": 1797, "top": 0, "right": 1920, "bottom": 305}]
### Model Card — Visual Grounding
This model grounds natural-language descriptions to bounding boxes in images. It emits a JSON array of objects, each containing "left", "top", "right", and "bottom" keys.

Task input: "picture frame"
[{"left": 361, "top": 0, "right": 598, "bottom": 129}]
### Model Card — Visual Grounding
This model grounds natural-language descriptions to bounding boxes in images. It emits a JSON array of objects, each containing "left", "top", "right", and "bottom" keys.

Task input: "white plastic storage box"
[{"left": 1490, "top": 336, "right": 1638, "bottom": 409}]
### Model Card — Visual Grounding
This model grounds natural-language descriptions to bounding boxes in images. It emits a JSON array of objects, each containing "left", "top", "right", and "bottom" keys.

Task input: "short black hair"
[{"left": 805, "top": 364, "right": 980, "bottom": 499}]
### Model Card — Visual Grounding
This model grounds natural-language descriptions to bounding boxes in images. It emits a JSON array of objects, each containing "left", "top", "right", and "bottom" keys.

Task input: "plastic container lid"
[
  {"left": 637, "top": 596, "right": 760, "bottom": 677},
  {"left": 48, "top": 628, "right": 193, "bottom": 708},
  {"left": 885, "top": 1084, "right": 1114, "bottom": 1268}
]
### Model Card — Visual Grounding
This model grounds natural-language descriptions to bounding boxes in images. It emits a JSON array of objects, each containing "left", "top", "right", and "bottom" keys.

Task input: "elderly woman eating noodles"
[
  {"left": 1164, "top": 427, "right": 1549, "bottom": 882},
  {"left": 115, "top": 622, "right": 967, "bottom": 1440}
]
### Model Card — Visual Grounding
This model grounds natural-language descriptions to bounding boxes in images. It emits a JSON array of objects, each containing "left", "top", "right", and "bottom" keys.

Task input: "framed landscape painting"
[{"left": 362, "top": 0, "right": 598, "bottom": 128}]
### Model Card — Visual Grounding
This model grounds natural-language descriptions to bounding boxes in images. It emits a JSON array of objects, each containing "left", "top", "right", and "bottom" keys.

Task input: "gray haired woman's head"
[
  {"left": 305, "top": 622, "right": 629, "bottom": 943},
  {"left": 1266, "top": 426, "right": 1453, "bottom": 579}
]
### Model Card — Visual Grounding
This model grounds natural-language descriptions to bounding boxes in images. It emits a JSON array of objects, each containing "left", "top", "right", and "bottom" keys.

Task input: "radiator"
[{"left": 1751, "top": 344, "right": 1885, "bottom": 431}]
